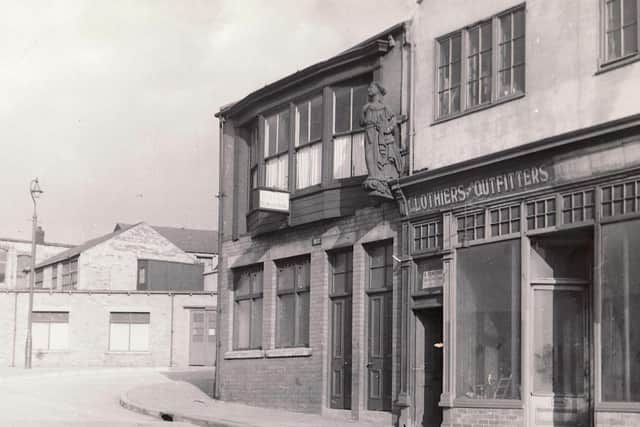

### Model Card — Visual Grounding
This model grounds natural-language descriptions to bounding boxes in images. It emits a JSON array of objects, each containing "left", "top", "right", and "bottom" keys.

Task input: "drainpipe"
[
  {"left": 214, "top": 115, "right": 226, "bottom": 399},
  {"left": 169, "top": 292, "right": 175, "bottom": 367}
]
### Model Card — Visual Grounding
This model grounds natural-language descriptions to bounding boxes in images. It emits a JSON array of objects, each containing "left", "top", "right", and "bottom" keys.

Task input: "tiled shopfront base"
[{"left": 442, "top": 407, "right": 524, "bottom": 427}]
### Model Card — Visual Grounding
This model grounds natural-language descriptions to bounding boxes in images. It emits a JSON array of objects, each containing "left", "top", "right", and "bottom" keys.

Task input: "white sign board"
[
  {"left": 258, "top": 189, "right": 289, "bottom": 212},
  {"left": 422, "top": 269, "right": 444, "bottom": 289}
]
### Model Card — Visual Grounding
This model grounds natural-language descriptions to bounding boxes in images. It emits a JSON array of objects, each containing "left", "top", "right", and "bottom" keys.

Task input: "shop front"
[{"left": 395, "top": 124, "right": 640, "bottom": 427}]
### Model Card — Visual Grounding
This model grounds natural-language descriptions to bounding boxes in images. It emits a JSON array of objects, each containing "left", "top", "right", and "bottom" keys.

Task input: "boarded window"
[{"left": 109, "top": 312, "right": 150, "bottom": 352}]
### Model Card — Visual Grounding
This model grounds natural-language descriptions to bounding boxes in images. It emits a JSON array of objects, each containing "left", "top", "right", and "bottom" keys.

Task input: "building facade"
[
  {"left": 0, "top": 222, "right": 216, "bottom": 368},
  {"left": 216, "top": 23, "right": 410, "bottom": 423},
  {"left": 395, "top": 1, "right": 640, "bottom": 427}
]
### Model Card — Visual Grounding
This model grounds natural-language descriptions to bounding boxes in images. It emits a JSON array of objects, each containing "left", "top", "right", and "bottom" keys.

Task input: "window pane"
[
  {"left": 469, "top": 27, "right": 479, "bottom": 55},
  {"left": 32, "top": 323, "right": 49, "bottom": 350},
  {"left": 334, "top": 87, "right": 351, "bottom": 133},
  {"left": 456, "top": 240, "right": 521, "bottom": 399},
  {"left": 514, "top": 37, "right": 525, "bottom": 65},
  {"left": 235, "top": 271, "right": 251, "bottom": 296},
  {"left": 278, "top": 263, "right": 295, "bottom": 290},
  {"left": 296, "top": 260, "right": 310, "bottom": 289},
  {"left": 296, "top": 102, "right": 309, "bottom": 146},
  {"left": 513, "top": 9, "right": 525, "bottom": 38},
  {"left": 500, "top": 14, "right": 512, "bottom": 42},
  {"left": 309, "top": 96, "right": 323, "bottom": 141},
  {"left": 266, "top": 114, "right": 278, "bottom": 157},
  {"left": 298, "top": 292, "right": 310, "bottom": 346},
  {"left": 624, "top": 0, "right": 637, "bottom": 25},
  {"left": 607, "top": 0, "right": 621, "bottom": 30},
  {"left": 451, "top": 34, "right": 461, "bottom": 62},
  {"left": 234, "top": 300, "right": 251, "bottom": 349},
  {"left": 278, "top": 110, "right": 290, "bottom": 153},
  {"left": 296, "top": 142, "right": 322, "bottom": 189},
  {"left": 352, "top": 85, "right": 368, "bottom": 130},
  {"left": 250, "top": 298, "right": 263, "bottom": 349},
  {"left": 624, "top": 24, "right": 638, "bottom": 55},
  {"left": 333, "top": 135, "right": 351, "bottom": 178},
  {"left": 602, "top": 219, "right": 640, "bottom": 402},
  {"left": 277, "top": 294, "right": 295, "bottom": 347},
  {"left": 130, "top": 324, "right": 149, "bottom": 351},
  {"left": 110, "top": 323, "right": 130, "bottom": 351}
]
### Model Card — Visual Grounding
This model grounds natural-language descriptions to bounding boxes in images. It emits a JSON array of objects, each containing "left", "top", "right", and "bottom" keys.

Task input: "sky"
[{"left": 0, "top": 0, "right": 414, "bottom": 245}]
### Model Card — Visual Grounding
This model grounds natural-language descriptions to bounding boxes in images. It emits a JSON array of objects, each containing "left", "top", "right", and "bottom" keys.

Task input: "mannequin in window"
[{"left": 361, "top": 81, "right": 404, "bottom": 199}]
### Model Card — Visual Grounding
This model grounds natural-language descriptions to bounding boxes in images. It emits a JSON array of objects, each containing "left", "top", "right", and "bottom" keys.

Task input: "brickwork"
[
  {"left": 218, "top": 203, "right": 400, "bottom": 414},
  {"left": 0, "top": 290, "right": 215, "bottom": 368},
  {"left": 442, "top": 407, "right": 524, "bottom": 427}
]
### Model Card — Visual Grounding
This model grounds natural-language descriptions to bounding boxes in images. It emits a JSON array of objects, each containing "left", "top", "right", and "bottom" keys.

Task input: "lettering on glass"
[{"left": 407, "top": 165, "right": 551, "bottom": 215}]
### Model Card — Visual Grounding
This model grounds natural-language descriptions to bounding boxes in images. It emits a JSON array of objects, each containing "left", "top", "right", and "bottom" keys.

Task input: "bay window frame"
[{"left": 294, "top": 95, "right": 323, "bottom": 190}]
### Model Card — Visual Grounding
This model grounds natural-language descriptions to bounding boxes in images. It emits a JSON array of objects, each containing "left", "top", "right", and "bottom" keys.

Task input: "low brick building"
[
  {"left": 0, "top": 222, "right": 216, "bottom": 368},
  {"left": 215, "top": 22, "right": 409, "bottom": 425}
]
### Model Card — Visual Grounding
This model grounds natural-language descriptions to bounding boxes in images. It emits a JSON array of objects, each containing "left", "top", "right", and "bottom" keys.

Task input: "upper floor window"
[
  {"left": 264, "top": 110, "right": 290, "bottom": 191},
  {"left": 295, "top": 96, "right": 323, "bottom": 189},
  {"left": 51, "top": 265, "right": 58, "bottom": 289},
  {"left": 62, "top": 258, "right": 78, "bottom": 289},
  {"left": 436, "top": 5, "right": 525, "bottom": 120},
  {"left": 604, "top": 0, "right": 638, "bottom": 63},
  {"left": 332, "top": 81, "right": 368, "bottom": 179},
  {"left": 35, "top": 269, "right": 44, "bottom": 288}
]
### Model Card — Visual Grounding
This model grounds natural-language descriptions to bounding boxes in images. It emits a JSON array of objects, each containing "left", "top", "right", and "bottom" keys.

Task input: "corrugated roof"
[
  {"left": 114, "top": 223, "right": 217, "bottom": 254},
  {"left": 36, "top": 223, "right": 138, "bottom": 269}
]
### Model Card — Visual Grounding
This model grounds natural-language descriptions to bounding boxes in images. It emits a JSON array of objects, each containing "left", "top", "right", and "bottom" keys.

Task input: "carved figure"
[{"left": 361, "top": 82, "right": 404, "bottom": 199}]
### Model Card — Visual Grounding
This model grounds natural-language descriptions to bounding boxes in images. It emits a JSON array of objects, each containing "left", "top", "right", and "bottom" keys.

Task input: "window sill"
[
  {"left": 105, "top": 351, "right": 151, "bottom": 355},
  {"left": 224, "top": 349, "right": 264, "bottom": 360},
  {"left": 453, "top": 398, "right": 523, "bottom": 409},
  {"left": 432, "top": 92, "right": 525, "bottom": 126},
  {"left": 596, "top": 402, "right": 640, "bottom": 413},
  {"left": 33, "top": 349, "right": 70, "bottom": 354},
  {"left": 265, "top": 347, "right": 312, "bottom": 358},
  {"left": 596, "top": 54, "right": 640, "bottom": 75}
]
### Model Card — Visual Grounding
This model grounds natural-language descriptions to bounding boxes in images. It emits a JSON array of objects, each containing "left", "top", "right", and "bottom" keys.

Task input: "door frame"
[
  {"left": 413, "top": 307, "right": 444, "bottom": 427},
  {"left": 527, "top": 281, "right": 593, "bottom": 427}
]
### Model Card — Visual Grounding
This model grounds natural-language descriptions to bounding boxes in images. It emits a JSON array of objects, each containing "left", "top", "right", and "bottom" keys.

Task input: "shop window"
[
  {"left": 526, "top": 197, "right": 556, "bottom": 230},
  {"left": 562, "top": 189, "right": 595, "bottom": 224},
  {"left": 603, "top": 0, "right": 638, "bottom": 64},
  {"left": 332, "top": 81, "right": 368, "bottom": 179},
  {"left": 436, "top": 5, "right": 525, "bottom": 120},
  {"left": 601, "top": 218, "right": 640, "bottom": 402},
  {"left": 490, "top": 205, "right": 521, "bottom": 237},
  {"left": 414, "top": 219, "right": 443, "bottom": 252},
  {"left": 264, "top": 110, "right": 290, "bottom": 191},
  {"left": 0, "top": 249, "right": 6, "bottom": 284},
  {"left": 457, "top": 211, "right": 485, "bottom": 243},
  {"left": 456, "top": 239, "right": 521, "bottom": 400},
  {"left": 109, "top": 312, "right": 149, "bottom": 352},
  {"left": 233, "top": 265, "right": 263, "bottom": 350},
  {"left": 602, "top": 179, "right": 639, "bottom": 217},
  {"left": 276, "top": 256, "right": 310, "bottom": 348},
  {"left": 35, "top": 269, "right": 43, "bottom": 288},
  {"left": 62, "top": 258, "right": 78, "bottom": 289},
  {"left": 33, "top": 311, "right": 69, "bottom": 351},
  {"left": 295, "top": 96, "right": 323, "bottom": 190}
]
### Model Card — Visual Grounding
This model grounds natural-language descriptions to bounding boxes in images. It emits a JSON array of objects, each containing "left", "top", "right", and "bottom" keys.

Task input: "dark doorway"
[
  {"left": 418, "top": 308, "right": 443, "bottom": 427},
  {"left": 329, "top": 249, "right": 353, "bottom": 410}
]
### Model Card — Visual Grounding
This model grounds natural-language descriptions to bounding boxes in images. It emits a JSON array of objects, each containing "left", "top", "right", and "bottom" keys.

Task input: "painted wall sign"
[
  {"left": 422, "top": 269, "right": 444, "bottom": 289},
  {"left": 258, "top": 189, "right": 290, "bottom": 212},
  {"left": 406, "top": 165, "right": 552, "bottom": 215}
]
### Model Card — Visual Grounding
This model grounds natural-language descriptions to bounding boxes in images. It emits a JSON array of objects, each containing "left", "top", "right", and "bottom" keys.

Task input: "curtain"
[
  {"left": 265, "top": 154, "right": 288, "bottom": 190},
  {"left": 296, "top": 142, "right": 322, "bottom": 189},
  {"left": 352, "top": 132, "right": 367, "bottom": 176}
]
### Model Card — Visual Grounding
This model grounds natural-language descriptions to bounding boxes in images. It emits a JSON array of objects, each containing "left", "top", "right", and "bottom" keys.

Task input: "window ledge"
[
  {"left": 105, "top": 351, "right": 151, "bottom": 355},
  {"left": 596, "top": 54, "right": 640, "bottom": 75},
  {"left": 33, "top": 349, "right": 70, "bottom": 354},
  {"left": 432, "top": 92, "right": 525, "bottom": 126},
  {"left": 452, "top": 398, "right": 523, "bottom": 409},
  {"left": 265, "top": 347, "right": 312, "bottom": 358},
  {"left": 596, "top": 403, "right": 640, "bottom": 413},
  {"left": 224, "top": 349, "right": 264, "bottom": 360}
]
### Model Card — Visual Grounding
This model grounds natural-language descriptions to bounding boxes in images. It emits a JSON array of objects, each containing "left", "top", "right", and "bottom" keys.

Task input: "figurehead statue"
[{"left": 361, "top": 81, "right": 404, "bottom": 199}]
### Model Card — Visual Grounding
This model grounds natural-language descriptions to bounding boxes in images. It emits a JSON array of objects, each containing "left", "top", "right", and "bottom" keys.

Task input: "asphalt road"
[{"left": 0, "top": 368, "right": 186, "bottom": 426}]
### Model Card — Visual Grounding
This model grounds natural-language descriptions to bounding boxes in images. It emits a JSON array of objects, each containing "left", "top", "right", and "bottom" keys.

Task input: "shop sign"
[
  {"left": 406, "top": 165, "right": 552, "bottom": 215},
  {"left": 258, "top": 189, "right": 289, "bottom": 212},
  {"left": 422, "top": 269, "right": 444, "bottom": 289}
]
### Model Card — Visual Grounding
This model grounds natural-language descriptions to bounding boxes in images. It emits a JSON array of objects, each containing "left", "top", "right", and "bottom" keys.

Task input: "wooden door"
[
  {"left": 189, "top": 309, "right": 216, "bottom": 366},
  {"left": 330, "top": 296, "right": 352, "bottom": 409},
  {"left": 367, "top": 291, "right": 393, "bottom": 411},
  {"left": 421, "top": 309, "right": 443, "bottom": 427}
]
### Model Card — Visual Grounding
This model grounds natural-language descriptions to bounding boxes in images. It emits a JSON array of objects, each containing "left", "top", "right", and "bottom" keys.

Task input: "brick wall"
[
  {"left": 218, "top": 202, "right": 400, "bottom": 414},
  {"left": 0, "top": 290, "right": 215, "bottom": 368},
  {"left": 442, "top": 407, "right": 524, "bottom": 427}
]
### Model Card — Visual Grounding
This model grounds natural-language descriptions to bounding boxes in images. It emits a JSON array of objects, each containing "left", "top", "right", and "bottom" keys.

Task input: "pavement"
[
  {"left": 121, "top": 380, "right": 389, "bottom": 427},
  {"left": 0, "top": 366, "right": 203, "bottom": 426}
]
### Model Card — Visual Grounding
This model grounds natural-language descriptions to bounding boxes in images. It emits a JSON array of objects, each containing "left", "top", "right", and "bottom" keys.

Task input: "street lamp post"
[{"left": 25, "top": 178, "right": 43, "bottom": 369}]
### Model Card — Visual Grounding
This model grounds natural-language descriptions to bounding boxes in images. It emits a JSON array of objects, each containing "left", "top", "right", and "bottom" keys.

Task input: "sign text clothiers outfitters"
[{"left": 406, "top": 165, "right": 552, "bottom": 215}]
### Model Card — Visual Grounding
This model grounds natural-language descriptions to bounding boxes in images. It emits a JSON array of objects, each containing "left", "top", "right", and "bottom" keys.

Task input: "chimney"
[{"left": 35, "top": 226, "right": 45, "bottom": 244}]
